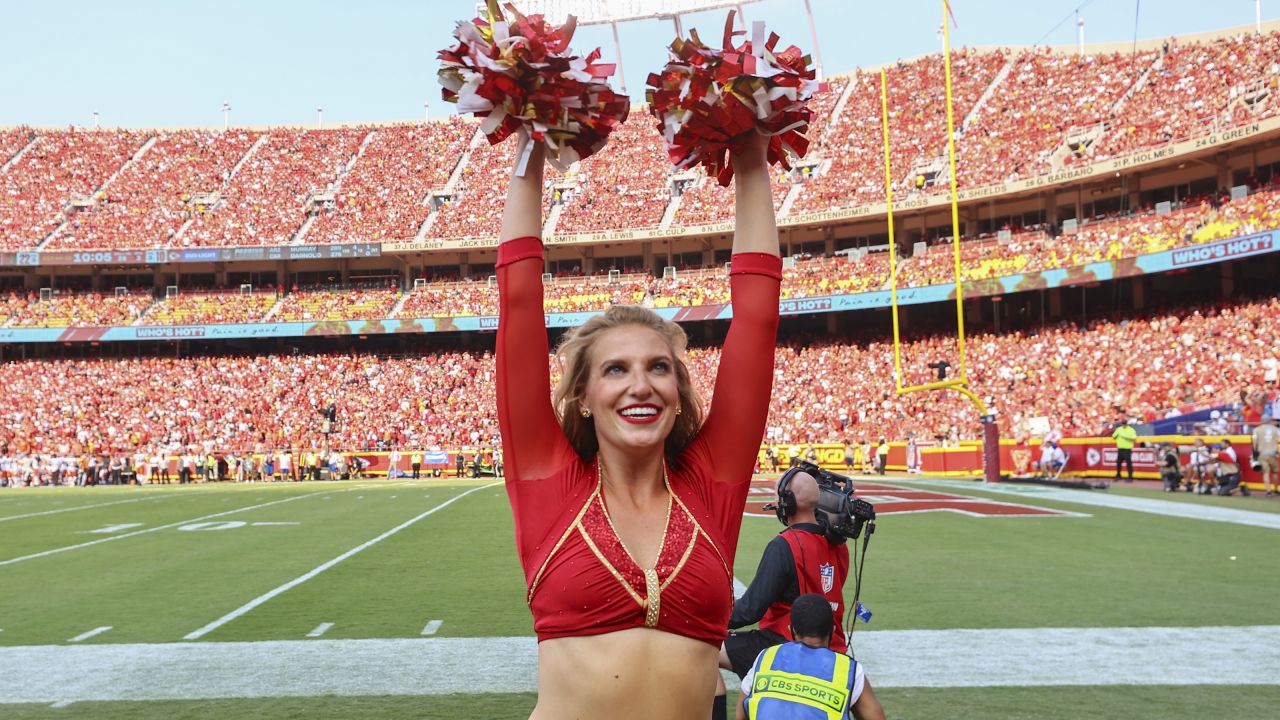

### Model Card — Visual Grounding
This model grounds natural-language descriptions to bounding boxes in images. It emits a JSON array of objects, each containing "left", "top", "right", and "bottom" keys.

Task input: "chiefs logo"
[{"left": 1010, "top": 449, "right": 1032, "bottom": 475}]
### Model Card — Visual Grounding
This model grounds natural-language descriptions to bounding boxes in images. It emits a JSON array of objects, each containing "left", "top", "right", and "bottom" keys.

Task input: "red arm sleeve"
[
  {"left": 679, "top": 252, "right": 780, "bottom": 560},
  {"left": 496, "top": 236, "right": 574, "bottom": 481},
  {"left": 696, "top": 252, "right": 781, "bottom": 486}
]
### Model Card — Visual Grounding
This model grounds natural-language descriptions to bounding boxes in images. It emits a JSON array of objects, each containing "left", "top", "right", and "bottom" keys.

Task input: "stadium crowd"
[
  {"left": 0, "top": 31, "right": 1273, "bottom": 253},
  {"left": 140, "top": 289, "right": 279, "bottom": 326},
  {"left": 306, "top": 120, "right": 473, "bottom": 245},
  {"left": 3, "top": 176, "right": 1277, "bottom": 329},
  {"left": 179, "top": 128, "right": 366, "bottom": 248},
  {"left": 273, "top": 283, "right": 400, "bottom": 323},
  {"left": 1, "top": 288, "right": 153, "bottom": 327},
  {"left": 1095, "top": 31, "right": 1280, "bottom": 159},
  {"left": 47, "top": 130, "right": 261, "bottom": 251},
  {"left": 0, "top": 129, "right": 149, "bottom": 251},
  {"left": 554, "top": 115, "right": 671, "bottom": 233},
  {"left": 3, "top": 294, "right": 1277, "bottom": 485}
]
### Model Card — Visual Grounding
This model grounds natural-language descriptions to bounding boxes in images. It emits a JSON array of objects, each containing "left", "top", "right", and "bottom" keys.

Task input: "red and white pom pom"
[
  {"left": 646, "top": 11, "right": 818, "bottom": 186},
  {"left": 438, "top": 0, "right": 630, "bottom": 176}
]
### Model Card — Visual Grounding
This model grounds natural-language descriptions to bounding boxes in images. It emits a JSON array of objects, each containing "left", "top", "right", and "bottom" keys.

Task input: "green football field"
[{"left": 1, "top": 475, "right": 1278, "bottom": 719}]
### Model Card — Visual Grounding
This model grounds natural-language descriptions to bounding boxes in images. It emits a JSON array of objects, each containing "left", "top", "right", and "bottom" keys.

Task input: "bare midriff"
[{"left": 529, "top": 628, "right": 718, "bottom": 720}]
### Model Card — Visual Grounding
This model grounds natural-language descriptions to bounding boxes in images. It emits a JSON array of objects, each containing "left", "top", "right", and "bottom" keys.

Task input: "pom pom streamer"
[
  {"left": 646, "top": 10, "right": 818, "bottom": 186},
  {"left": 438, "top": 0, "right": 630, "bottom": 176}
]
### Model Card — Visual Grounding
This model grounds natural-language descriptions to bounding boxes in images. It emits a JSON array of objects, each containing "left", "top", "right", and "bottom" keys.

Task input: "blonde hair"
[{"left": 553, "top": 305, "right": 704, "bottom": 467}]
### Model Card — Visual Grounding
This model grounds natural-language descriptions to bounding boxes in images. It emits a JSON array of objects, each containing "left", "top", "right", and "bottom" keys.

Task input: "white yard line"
[
  {"left": 908, "top": 478, "right": 1280, "bottom": 529},
  {"left": 183, "top": 483, "right": 500, "bottom": 641},
  {"left": 420, "top": 620, "right": 443, "bottom": 636},
  {"left": 0, "top": 494, "right": 175, "bottom": 522},
  {"left": 0, "top": 489, "right": 351, "bottom": 567},
  {"left": 1, "top": 625, "right": 1276, "bottom": 703},
  {"left": 306, "top": 623, "right": 334, "bottom": 638},
  {"left": 67, "top": 626, "right": 112, "bottom": 643}
]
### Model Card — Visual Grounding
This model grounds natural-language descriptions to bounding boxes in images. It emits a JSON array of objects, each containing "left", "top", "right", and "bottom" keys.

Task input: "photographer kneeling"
[
  {"left": 714, "top": 464, "right": 873, "bottom": 720},
  {"left": 1213, "top": 441, "right": 1249, "bottom": 496}
]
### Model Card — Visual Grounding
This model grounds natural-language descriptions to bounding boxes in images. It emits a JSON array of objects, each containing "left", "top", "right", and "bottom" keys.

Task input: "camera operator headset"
[{"left": 712, "top": 462, "right": 876, "bottom": 720}]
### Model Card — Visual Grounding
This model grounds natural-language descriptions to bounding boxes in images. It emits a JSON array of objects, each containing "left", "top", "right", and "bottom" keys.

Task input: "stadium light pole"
[
  {"left": 317, "top": 106, "right": 324, "bottom": 129},
  {"left": 1258, "top": 0, "right": 1263, "bottom": 34},
  {"left": 424, "top": 99, "right": 430, "bottom": 122},
  {"left": 1077, "top": 13, "right": 1085, "bottom": 55},
  {"left": 803, "top": 0, "right": 825, "bottom": 81},
  {"left": 92, "top": 111, "right": 99, "bottom": 129},
  {"left": 221, "top": 102, "right": 231, "bottom": 130}
]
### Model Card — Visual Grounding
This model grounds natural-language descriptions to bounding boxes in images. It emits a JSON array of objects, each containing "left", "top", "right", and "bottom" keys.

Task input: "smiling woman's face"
[{"left": 582, "top": 324, "right": 681, "bottom": 459}]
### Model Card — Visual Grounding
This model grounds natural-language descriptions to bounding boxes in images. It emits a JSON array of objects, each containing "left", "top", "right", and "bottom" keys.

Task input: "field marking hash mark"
[
  {"left": 67, "top": 626, "right": 112, "bottom": 643},
  {"left": 307, "top": 623, "right": 334, "bottom": 638},
  {"left": 421, "top": 620, "right": 443, "bottom": 636},
  {"left": 183, "top": 482, "right": 501, "bottom": 641}
]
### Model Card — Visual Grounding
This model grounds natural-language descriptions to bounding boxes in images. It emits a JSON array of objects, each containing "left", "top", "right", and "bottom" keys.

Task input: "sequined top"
[{"left": 495, "top": 236, "right": 782, "bottom": 647}]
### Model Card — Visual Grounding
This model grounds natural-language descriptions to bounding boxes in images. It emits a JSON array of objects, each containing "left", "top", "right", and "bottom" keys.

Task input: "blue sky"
[{"left": 0, "top": 0, "right": 1271, "bottom": 128}]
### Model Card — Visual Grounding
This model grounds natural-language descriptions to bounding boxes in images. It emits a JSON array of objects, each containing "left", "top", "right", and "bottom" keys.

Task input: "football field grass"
[{"left": 1, "top": 475, "right": 1277, "bottom": 718}]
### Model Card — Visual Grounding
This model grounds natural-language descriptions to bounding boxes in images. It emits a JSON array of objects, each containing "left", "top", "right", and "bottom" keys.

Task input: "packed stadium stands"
[
  {"left": 273, "top": 283, "right": 400, "bottom": 322},
  {"left": 1, "top": 30, "right": 1276, "bottom": 254},
  {"left": 429, "top": 136, "right": 515, "bottom": 239},
  {"left": 3, "top": 23, "right": 1280, "bottom": 475},
  {"left": 554, "top": 114, "right": 672, "bottom": 234},
  {"left": 2, "top": 294, "right": 1276, "bottom": 461},
  {"left": 179, "top": 128, "right": 366, "bottom": 248},
  {"left": 305, "top": 119, "right": 473, "bottom": 245},
  {"left": 0, "top": 129, "right": 150, "bottom": 251},
  {"left": 47, "top": 130, "right": 261, "bottom": 251},
  {"left": 1, "top": 288, "right": 153, "bottom": 327},
  {"left": 1093, "top": 31, "right": 1280, "bottom": 159},
  {"left": 139, "top": 289, "right": 279, "bottom": 326}
]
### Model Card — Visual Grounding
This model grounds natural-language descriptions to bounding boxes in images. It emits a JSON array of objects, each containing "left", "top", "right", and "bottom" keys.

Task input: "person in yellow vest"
[
  {"left": 738, "top": 594, "right": 885, "bottom": 720},
  {"left": 1111, "top": 417, "right": 1138, "bottom": 483},
  {"left": 874, "top": 439, "right": 889, "bottom": 476},
  {"left": 410, "top": 451, "right": 423, "bottom": 479}
]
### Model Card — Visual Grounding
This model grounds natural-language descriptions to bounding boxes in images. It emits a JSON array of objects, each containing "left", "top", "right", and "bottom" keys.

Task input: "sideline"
[
  {"left": 905, "top": 478, "right": 1280, "bottom": 530},
  {"left": 0, "top": 485, "right": 378, "bottom": 567},
  {"left": 2, "top": 625, "right": 1276, "bottom": 703},
  {"left": 183, "top": 482, "right": 502, "bottom": 640}
]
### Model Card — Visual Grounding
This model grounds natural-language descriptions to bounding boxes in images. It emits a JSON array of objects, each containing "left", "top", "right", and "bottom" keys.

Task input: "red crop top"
[{"left": 496, "top": 235, "right": 781, "bottom": 647}]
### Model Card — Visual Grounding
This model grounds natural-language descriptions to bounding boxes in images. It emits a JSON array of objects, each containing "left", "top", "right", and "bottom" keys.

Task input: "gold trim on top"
[
  {"left": 526, "top": 480, "right": 597, "bottom": 606},
  {"left": 598, "top": 462, "right": 673, "bottom": 572},
  {"left": 598, "top": 461, "right": 675, "bottom": 627},
  {"left": 670, "top": 490, "right": 734, "bottom": 605},
  {"left": 577, "top": 519, "right": 646, "bottom": 608},
  {"left": 643, "top": 568, "right": 661, "bottom": 628}
]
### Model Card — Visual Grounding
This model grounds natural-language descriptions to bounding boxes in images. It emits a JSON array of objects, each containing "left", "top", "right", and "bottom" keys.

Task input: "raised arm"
[
  {"left": 698, "top": 132, "right": 782, "bottom": 485},
  {"left": 496, "top": 135, "right": 570, "bottom": 480}
]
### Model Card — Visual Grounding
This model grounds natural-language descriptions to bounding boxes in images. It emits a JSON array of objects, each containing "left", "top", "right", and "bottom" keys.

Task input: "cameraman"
[{"left": 712, "top": 470, "right": 849, "bottom": 720}]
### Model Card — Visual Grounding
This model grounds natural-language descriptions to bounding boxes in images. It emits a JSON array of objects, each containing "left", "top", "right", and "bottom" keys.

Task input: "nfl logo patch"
[{"left": 819, "top": 562, "right": 834, "bottom": 593}]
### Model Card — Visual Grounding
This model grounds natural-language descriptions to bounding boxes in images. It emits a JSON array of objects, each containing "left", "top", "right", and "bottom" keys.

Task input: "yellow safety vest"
[{"left": 747, "top": 644, "right": 851, "bottom": 720}]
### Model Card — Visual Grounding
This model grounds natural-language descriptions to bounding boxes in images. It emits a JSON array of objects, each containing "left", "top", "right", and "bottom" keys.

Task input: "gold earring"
[
  {"left": 676, "top": 406, "right": 682, "bottom": 415},
  {"left": 580, "top": 407, "right": 592, "bottom": 418}
]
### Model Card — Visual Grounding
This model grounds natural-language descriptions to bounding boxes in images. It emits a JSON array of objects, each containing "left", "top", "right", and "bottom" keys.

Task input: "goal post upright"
[{"left": 882, "top": 0, "right": 1001, "bottom": 482}]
